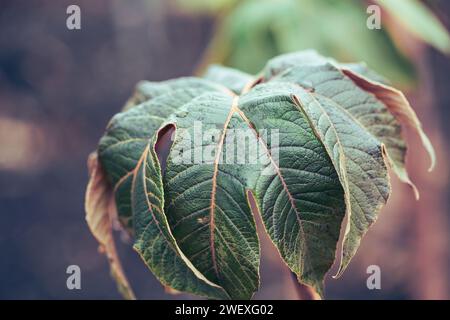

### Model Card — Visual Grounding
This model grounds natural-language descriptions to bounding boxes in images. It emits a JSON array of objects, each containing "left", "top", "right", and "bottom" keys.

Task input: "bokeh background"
[{"left": 1, "top": 0, "right": 449, "bottom": 299}]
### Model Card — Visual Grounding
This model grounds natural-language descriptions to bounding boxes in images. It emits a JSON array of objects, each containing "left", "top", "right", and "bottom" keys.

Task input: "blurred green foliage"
[
  {"left": 175, "top": 0, "right": 450, "bottom": 87},
  {"left": 376, "top": 0, "right": 450, "bottom": 54}
]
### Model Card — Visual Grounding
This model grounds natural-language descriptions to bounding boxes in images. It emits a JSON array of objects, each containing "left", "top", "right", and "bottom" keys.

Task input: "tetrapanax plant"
[{"left": 85, "top": 50, "right": 435, "bottom": 300}]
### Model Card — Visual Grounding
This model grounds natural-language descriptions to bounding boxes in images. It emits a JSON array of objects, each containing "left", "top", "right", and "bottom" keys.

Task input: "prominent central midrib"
[
  {"left": 209, "top": 96, "right": 240, "bottom": 278},
  {"left": 233, "top": 105, "right": 311, "bottom": 275}
]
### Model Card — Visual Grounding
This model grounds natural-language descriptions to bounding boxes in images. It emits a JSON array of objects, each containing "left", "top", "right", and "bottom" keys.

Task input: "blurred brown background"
[{"left": 0, "top": 0, "right": 449, "bottom": 299}]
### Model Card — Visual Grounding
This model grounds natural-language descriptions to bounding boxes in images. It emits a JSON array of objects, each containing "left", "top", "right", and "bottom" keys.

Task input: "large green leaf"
[
  {"left": 86, "top": 50, "right": 434, "bottom": 299},
  {"left": 162, "top": 93, "right": 260, "bottom": 299},
  {"left": 255, "top": 81, "right": 390, "bottom": 275},
  {"left": 131, "top": 136, "right": 229, "bottom": 299},
  {"left": 238, "top": 86, "right": 346, "bottom": 295}
]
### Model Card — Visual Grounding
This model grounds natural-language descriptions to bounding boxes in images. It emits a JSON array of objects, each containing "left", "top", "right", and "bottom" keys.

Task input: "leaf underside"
[{"left": 85, "top": 50, "right": 435, "bottom": 299}]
